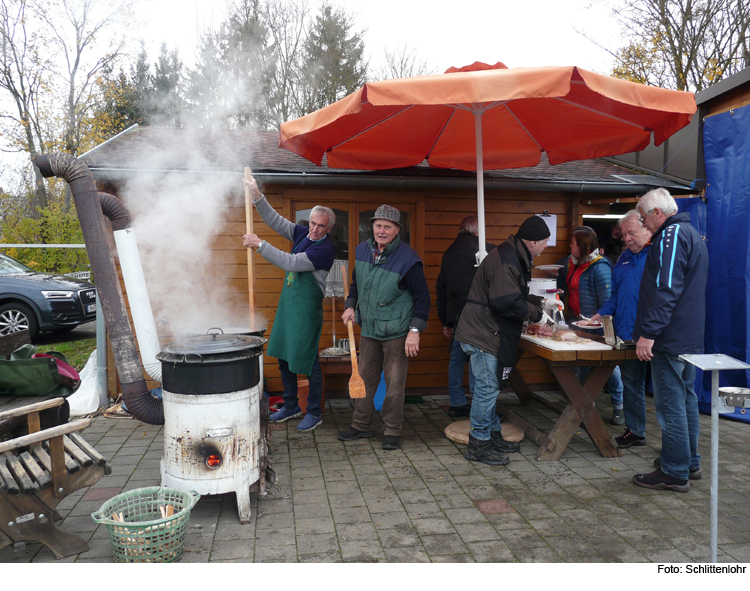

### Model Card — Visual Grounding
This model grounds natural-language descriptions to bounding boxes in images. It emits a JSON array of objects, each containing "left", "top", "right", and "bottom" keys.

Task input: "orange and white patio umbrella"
[{"left": 280, "top": 62, "right": 696, "bottom": 260}]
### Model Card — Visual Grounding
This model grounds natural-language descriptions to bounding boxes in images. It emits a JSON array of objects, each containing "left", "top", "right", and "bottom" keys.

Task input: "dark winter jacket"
[
  {"left": 454, "top": 235, "right": 544, "bottom": 362},
  {"left": 596, "top": 246, "right": 649, "bottom": 342},
  {"left": 436, "top": 232, "right": 495, "bottom": 328},
  {"left": 633, "top": 212, "right": 708, "bottom": 355}
]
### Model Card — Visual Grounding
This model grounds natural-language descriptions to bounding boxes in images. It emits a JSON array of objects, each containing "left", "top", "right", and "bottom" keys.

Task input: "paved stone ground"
[{"left": 3, "top": 391, "right": 750, "bottom": 563}]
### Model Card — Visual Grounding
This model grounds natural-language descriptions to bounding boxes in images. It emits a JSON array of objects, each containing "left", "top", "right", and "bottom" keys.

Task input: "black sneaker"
[
  {"left": 633, "top": 469, "right": 690, "bottom": 492},
  {"left": 653, "top": 458, "right": 702, "bottom": 480},
  {"left": 490, "top": 430, "right": 520, "bottom": 453},
  {"left": 382, "top": 435, "right": 399, "bottom": 450},
  {"left": 448, "top": 404, "right": 471, "bottom": 418},
  {"left": 337, "top": 427, "right": 375, "bottom": 441},
  {"left": 464, "top": 434, "right": 510, "bottom": 466},
  {"left": 615, "top": 428, "right": 646, "bottom": 449}
]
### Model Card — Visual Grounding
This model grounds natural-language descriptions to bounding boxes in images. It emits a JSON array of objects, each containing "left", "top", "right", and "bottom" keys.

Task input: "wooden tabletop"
[{"left": 519, "top": 333, "right": 638, "bottom": 363}]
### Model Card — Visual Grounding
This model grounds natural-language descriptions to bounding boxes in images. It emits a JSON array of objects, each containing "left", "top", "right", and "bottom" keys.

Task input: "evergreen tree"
[
  {"left": 151, "top": 43, "right": 184, "bottom": 126},
  {"left": 300, "top": 2, "right": 368, "bottom": 113}
]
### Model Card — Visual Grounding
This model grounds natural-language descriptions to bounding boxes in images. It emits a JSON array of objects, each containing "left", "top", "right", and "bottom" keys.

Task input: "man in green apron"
[{"left": 243, "top": 176, "right": 335, "bottom": 432}]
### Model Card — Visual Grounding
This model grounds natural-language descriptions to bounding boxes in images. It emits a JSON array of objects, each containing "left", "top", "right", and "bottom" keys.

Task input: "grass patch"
[{"left": 37, "top": 339, "right": 96, "bottom": 371}]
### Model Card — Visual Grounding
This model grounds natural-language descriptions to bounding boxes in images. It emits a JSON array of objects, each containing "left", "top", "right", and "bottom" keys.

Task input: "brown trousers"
[{"left": 351, "top": 335, "right": 409, "bottom": 436}]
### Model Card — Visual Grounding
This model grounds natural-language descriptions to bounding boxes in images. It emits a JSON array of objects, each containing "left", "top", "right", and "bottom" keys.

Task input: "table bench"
[
  {"left": 497, "top": 334, "right": 637, "bottom": 462},
  {"left": 0, "top": 398, "right": 112, "bottom": 559}
]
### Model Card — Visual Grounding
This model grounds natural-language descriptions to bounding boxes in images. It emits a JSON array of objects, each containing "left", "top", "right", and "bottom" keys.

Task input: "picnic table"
[{"left": 497, "top": 331, "right": 638, "bottom": 462}]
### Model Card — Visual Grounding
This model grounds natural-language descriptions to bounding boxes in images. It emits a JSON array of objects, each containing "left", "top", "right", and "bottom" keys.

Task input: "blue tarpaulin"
[{"left": 701, "top": 104, "right": 750, "bottom": 423}]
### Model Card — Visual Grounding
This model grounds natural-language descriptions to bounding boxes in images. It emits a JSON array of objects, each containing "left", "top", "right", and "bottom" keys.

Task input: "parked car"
[{"left": 0, "top": 253, "right": 96, "bottom": 339}]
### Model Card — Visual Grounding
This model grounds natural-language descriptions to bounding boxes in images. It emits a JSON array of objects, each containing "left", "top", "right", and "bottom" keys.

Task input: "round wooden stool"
[{"left": 444, "top": 419, "right": 524, "bottom": 445}]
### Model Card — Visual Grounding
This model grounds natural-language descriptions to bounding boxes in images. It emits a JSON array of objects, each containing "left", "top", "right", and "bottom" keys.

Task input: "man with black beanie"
[{"left": 454, "top": 215, "right": 552, "bottom": 466}]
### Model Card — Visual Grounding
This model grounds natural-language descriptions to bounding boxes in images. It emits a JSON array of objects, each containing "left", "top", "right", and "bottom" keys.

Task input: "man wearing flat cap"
[
  {"left": 455, "top": 215, "right": 555, "bottom": 466},
  {"left": 338, "top": 204, "right": 430, "bottom": 451}
]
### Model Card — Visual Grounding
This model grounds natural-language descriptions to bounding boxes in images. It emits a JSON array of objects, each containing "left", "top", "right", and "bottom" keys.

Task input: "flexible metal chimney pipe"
[
  {"left": 33, "top": 153, "right": 164, "bottom": 425},
  {"left": 99, "top": 193, "right": 163, "bottom": 382}
]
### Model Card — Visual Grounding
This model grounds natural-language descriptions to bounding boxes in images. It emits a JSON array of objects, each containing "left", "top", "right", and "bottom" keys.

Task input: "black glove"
[{"left": 528, "top": 294, "right": 544, "bottom": 307}]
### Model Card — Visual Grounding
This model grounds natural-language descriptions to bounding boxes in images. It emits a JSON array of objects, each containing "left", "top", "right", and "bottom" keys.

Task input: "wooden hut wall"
[{"left": 103, "top": 179, "right": 626, "bottom": 399}]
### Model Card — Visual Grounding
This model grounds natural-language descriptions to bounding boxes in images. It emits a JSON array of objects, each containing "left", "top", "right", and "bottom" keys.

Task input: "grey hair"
[
  {"left": 637, "top": 188, "right": 678, "bottom": 217},
  {"left": 311, "top": 205, "right": 336, "bottom": 230},
  {"left": 618, "top": 210, "right": 644, "bottom": 228},
  {"left": 459, "top": 215, "right": 478, "bottom": 234}
]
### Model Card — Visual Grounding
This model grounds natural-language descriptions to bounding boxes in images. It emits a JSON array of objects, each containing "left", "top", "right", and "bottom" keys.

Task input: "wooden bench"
[{"left": 0, "top": 397, "right": 112, "bottom": 559}]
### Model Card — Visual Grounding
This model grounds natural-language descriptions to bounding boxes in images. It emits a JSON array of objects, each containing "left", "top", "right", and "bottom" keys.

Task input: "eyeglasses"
[{"left": 639, "top": 209, "right": 655, "bottom": 223}]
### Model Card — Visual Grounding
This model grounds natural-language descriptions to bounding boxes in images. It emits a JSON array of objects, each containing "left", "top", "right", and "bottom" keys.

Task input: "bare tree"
[
  {"left": 1, "top": 0, "right": 134, "bottom": 213},
  {"left": 261, "top": 0, "right": 310, "bottom": 127},
  {"left": 33, "top": 0, "right": 135, "bottom": 156},
  {"left": 607, "top": 0, "right": 750, "bottom": 91},
  {"left": 373, "top": 43, "right": 435, "bottom": 81},
  {"left": 0, "top": 0, "right": 51, "bottom": 211}
]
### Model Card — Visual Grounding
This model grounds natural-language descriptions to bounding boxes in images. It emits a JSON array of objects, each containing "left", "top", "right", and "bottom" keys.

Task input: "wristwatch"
[{"left": 409, "top": 327, "right": 419, "bottom": 333}]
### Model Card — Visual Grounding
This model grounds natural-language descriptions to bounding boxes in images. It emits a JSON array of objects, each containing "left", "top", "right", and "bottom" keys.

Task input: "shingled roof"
[{"left": 81, "top": 125, "right": 691, "bottom": 192}]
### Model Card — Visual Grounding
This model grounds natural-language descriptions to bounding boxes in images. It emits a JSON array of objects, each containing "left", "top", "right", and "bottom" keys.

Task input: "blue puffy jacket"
[
  {"left": 565, "top": 255, "right": 613, "bottom": 319},
  {"left": 596, "top": 247, "right": 649, "bottom": 341},
  {"left": 634, "top": 212, "right": 708, "bottom": 355}
]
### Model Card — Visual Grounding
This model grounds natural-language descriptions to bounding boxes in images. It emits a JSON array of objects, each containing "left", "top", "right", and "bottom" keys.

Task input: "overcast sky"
[
  {"left": 141, "top": 0, "right": 623, "bottom": 74},
  {"left": 1, "top": 0, "right": 624, "bottom": 178}
]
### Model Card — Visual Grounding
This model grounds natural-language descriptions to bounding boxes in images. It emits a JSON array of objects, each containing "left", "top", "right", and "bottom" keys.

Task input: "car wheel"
[{"left": 0, "top": 302, "right": 40, "bottom": 338}]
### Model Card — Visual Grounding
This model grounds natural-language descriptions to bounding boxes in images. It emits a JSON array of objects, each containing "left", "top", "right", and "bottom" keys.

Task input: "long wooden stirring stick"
[{"left": 243, "top": 167, "right": 256, "bottom": 319}]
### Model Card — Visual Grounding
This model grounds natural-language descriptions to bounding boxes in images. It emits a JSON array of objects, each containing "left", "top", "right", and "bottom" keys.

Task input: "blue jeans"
[
  {"left": 459, "top": 342, "right": 503, "bottom": 440},
  {"left": 620, "top": 359, "right": 648, "bottom": 437},
  {"left": 278, "top": 355, "right": 323, "bottom": 417},
  {"left": 449, "top": 338, "right": 475, "bottom": 407},
  {"left": 650, "top": 351, "right": 701, "bottom": 480},
  {"left": 607, "top": 366, "right": 624, "bottom": 409}
]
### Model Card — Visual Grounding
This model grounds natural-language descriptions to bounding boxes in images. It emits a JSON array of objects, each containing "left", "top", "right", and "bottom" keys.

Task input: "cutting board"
[{"left": 521, "top": 333, "right": 612, "bottom": 351}]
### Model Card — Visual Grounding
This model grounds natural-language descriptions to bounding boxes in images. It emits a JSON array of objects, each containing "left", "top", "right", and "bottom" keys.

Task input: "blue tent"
[{"left": 700, "top": 104, "right": 750, "bottom": 423}]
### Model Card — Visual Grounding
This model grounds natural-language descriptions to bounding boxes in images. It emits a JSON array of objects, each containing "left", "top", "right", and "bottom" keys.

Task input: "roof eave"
[{"left": 88, "top": 167, "right": 694, "bottom": 195}]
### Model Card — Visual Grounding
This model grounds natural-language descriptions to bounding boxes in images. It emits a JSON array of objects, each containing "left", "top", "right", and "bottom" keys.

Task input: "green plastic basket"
[{"left": 92, "top": 486, "right": 200, "bottom": 563}]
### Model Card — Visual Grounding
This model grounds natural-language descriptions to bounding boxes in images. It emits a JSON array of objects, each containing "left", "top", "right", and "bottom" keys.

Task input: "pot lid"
[{"left": 162, "top": 332, "right": 265, "bottom": 356}]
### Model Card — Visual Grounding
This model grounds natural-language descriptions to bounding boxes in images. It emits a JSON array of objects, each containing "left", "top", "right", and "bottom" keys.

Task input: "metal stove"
[{"left": 156, "top": 331, "right": 270, "bottom": 523}]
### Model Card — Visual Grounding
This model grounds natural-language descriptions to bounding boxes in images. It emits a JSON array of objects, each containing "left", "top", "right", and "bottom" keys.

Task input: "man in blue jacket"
[
  {"left": 592, "top": 211, "right": 653, "bottom": 448},
  {"left": 632, "top": 189, "right": 708, "bottom": 492}
]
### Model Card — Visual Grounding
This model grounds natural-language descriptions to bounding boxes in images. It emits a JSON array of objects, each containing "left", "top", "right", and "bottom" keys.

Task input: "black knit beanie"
[{"left": 516, "top": 216, "right": 551, "bottom": 241}]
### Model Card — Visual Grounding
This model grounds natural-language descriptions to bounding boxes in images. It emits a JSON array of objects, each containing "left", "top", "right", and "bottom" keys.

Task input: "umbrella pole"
[
  {"left": 244, "top": 166, "right": 256, "bottom": 321},
  {"left": 474, "top": 111, "right": 488, "bottom": 264}
]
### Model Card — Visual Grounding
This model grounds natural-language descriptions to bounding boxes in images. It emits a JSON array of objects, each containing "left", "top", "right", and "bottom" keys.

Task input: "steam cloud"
[{"left": 118, "top": 127, "right": 265, "bottom": 340}]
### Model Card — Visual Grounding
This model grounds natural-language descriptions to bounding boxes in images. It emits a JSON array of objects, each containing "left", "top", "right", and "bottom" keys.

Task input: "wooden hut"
[{"left": 81, "top": 125, "right": 695, "bottom": 399}]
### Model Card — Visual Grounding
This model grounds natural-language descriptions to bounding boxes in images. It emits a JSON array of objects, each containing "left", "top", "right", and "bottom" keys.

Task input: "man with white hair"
[
  {"left": 631, "top": 188, "right": 708, "bottom": 492},
  {"left": 592, "top": 210, "right": 653, "bottom": 449},
  {"left": 243, "top": 175, "right": 336, "bottom": 432}
]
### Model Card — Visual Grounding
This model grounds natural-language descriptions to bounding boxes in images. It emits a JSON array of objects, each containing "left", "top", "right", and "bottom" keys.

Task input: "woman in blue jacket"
[{"left": 564, "top": 227, "right": 624, "bottom": 425}]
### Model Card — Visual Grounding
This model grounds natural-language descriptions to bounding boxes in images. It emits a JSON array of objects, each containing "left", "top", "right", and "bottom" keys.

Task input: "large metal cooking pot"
[{"left": 156, "top": 330, "right": 266, "bottom": 395}]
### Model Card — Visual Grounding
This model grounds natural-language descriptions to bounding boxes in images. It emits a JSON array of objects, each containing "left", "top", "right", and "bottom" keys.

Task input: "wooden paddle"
[
  {"left": 346, "top": 319, "right": 366, "bottom": 398},
  {"left": 243, "top": 166, "right": 256, "bottom": 319}
]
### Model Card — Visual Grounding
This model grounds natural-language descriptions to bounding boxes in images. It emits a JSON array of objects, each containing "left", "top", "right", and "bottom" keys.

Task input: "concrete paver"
[{"left": 2, "top": 390, "right": 749, "bottom": 563}]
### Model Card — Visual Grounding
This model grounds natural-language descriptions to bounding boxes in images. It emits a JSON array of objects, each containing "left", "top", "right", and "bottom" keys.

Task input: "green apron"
[{"left": 266, "top": 269, "right": 324, "bottom": 376}]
